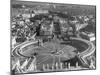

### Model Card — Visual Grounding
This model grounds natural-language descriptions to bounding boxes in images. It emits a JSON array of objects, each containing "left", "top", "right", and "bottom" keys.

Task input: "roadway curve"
[
  {"left": 12, "top": 40, "right": 38, "bottom": 57},
  {"left": 12, "top": 38, "right": 95, "bottom": 66},
  {"left": 71, "top": 38, "right": 95, "bottom": 65}
]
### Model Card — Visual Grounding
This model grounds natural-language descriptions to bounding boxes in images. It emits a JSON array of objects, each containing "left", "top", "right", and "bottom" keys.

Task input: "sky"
[{"left": 11, "top": 0, "right": 96, "bottom": 16}]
